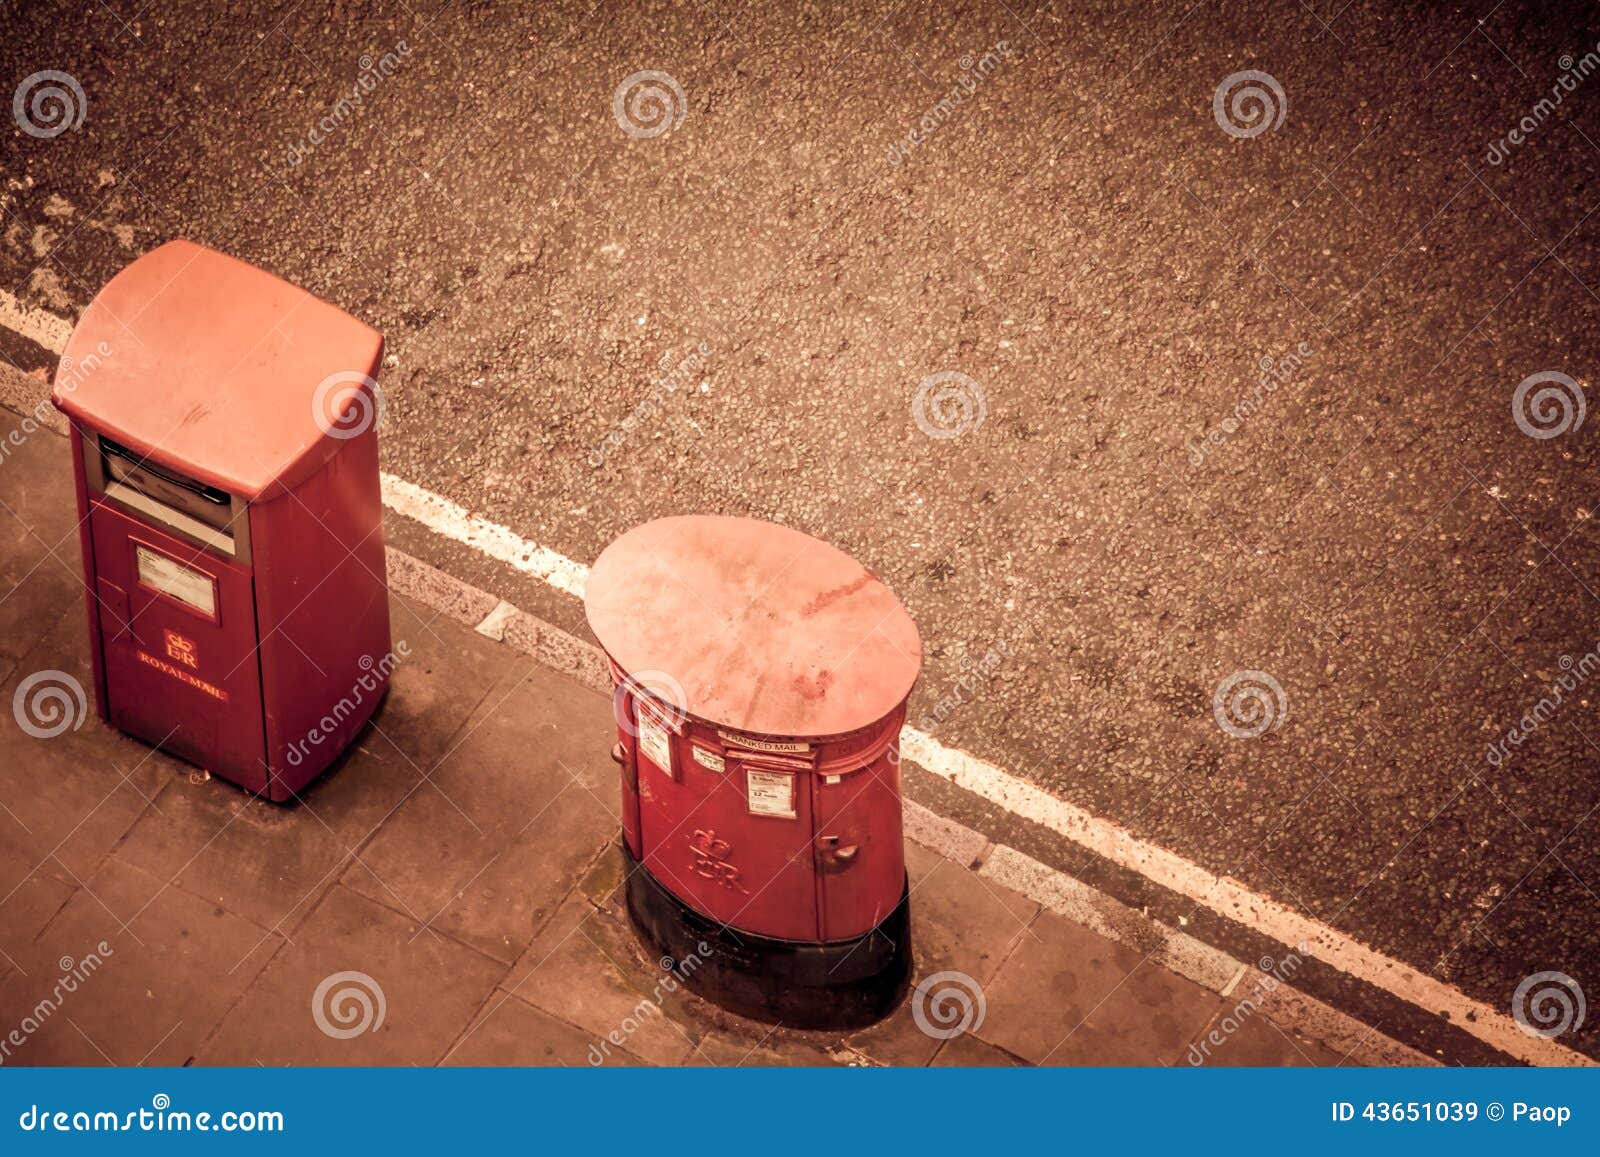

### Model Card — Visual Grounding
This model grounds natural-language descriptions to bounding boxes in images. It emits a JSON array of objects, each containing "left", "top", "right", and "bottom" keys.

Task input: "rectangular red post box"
[{"left": 51, "top": 240, "right": 392, "bottom": 801}]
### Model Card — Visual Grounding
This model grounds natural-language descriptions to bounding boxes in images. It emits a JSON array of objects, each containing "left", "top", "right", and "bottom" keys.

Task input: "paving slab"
[
  {"left": 976, "top": 905, "right": 1225, "bottom": 1067},
  {"left": 0, "top": 845, "right": 75, "bottom": 973},
  {"left": 443, "top": 988, "right": 646, "bottom": 1068},
  {"left": 931, "top": 1032, "right": 1026, "bottom": 1067},
  {"left": 111, "top": 593, "right": 508, "bottom": 938},
  {"left": 0, "top": 426, "right": 83, "bottom": 674},
  {"left": 495, "top": 885, "right": 699, "bottom": 1067},
  {"left": 198, "top": 883, "right": 504, "bottom": 1066},
  {"left": 1184, "top": 1003, "right": 1349, "bottom": 1068},
  {"left": 0, "top": 855, "right": 280, "bottom": 1066},
  {"left": 685, "top": 1027, "right": 850, "bottom": 1067},
  {"left": 1183, "top": 963, "right": 1401, "bottom": 1068},
  {"left": 845, "top": 841, "right": 1038, "bottom": 1067},
  {"left": 342, "top": 655, "right": 619, "bottom": 963},
  {"left": 0, "top": 609, "right": 170, "bottom": 889}
]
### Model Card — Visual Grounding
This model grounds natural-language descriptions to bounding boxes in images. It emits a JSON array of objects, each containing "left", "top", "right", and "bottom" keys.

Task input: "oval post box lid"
[
  {"left": 51, "top": 239, "right": 383, "bottom": 501},
  {"left": 585, "top": 515, "right": 922, "bottom": 740}
]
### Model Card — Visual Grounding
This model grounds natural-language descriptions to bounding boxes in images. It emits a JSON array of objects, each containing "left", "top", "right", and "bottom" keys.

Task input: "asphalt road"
[{"left": 3, "top": 0, "right": 1599, "bottom": 1057}]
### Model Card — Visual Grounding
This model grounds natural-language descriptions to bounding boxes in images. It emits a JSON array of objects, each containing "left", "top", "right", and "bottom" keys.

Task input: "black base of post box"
[{"left": 620, "top": 841, "right": 912, "bottom": 1031}]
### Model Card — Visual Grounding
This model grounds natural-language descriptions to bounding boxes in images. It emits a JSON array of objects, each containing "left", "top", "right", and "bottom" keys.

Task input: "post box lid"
[
  {"left": 585, "top": 516, "right": 922, "bottom": 739},
  {"left": 51, "top": 240, "right": 382, "bottom": 501}
]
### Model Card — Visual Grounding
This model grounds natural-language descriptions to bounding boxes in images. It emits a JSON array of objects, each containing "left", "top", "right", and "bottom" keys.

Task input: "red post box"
[
  {"left": 52, "top": 240, "right": 391, "bottom": 801},
  {"left": 585, "top": 515, "right": 922, "bottom": 1028}
]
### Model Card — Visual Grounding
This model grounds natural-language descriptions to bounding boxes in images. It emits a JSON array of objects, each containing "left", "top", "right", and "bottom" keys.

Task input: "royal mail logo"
[
  {"left": 163, "top": 629, "right": 199, "bottom": 669},
  {"left": 687, "top": 828, "right": 748, "bottom": 894},
  {"left": 136, "top": 650, "right": 227, "bottom": 701}
]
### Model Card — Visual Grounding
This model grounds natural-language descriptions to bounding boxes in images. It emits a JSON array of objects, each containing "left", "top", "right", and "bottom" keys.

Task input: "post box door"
[
  {"left": 812, "top": 753, "right": 905, "bottom": 942},
  {"left": 87, "top": 500, "right": 267, "bottom": 792},
  {"left": 631, "top": 709, "right": 818, "bottom": 940}
]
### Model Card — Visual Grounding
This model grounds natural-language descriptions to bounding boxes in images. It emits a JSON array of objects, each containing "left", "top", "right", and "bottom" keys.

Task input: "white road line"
[
  {"left": 379, "top": 472, "right": 588, "bottom": 599},
  {"left": 900, "top": 731, "right": 1588, "bottom": 1067},
  {"left": 0, "top": 288, "right": 1590, "bottom": 1067}
]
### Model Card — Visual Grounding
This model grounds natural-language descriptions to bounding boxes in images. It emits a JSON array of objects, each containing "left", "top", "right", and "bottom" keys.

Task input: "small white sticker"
[
  {"left": 637, "top": 710, "right": 673, "bottom": 778},
  {"left": 746, "top": 769, "right": 796, "bottom": 818},
  {"left": 691, "top": 746, "right": 725, "bottom": 773},
  {"left": 135, "top": 546, "right": 216, "bottom": 617}
]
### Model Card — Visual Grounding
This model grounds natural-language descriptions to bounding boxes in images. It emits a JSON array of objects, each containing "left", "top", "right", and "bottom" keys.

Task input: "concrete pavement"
[{"left": 0, "top": 403, "right": 1391, "bottom": 1067}]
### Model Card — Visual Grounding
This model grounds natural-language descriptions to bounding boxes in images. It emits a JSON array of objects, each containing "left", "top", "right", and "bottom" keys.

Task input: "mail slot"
[
  {"left": 52, "top": 240, "right": 392, "bottom": 801},
  {"left": 586, "top": 515, "right": 923, "bottom": 1028}
]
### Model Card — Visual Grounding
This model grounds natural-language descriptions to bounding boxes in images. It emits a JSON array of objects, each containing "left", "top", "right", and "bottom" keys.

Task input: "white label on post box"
[
  {"left": 691, "top": 746, "right": 725, "bottom": 773},
  {"left": 636, "top": 710, "right": 673, "bottom": 778},
  {"left": 746, "top": 769, "right": 796, "bottom": 818},
  {"left": 135, "top": 546, "right": 216, "bottom": 617}
]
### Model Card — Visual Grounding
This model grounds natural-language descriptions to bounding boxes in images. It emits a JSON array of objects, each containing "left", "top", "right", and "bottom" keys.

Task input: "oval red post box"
[
  {"left": 51, "top": 240, "right": 391, "bottom": 802},
  {"left": 585, "top": 515, "right": 922, "bottom": 1028}
]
